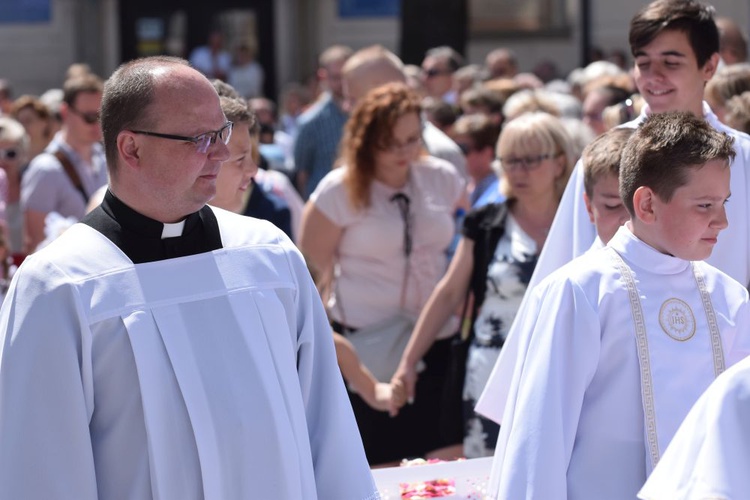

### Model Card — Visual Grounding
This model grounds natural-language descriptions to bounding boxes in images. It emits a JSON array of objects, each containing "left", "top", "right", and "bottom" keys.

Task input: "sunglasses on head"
[
  {"left": 0, "top": 149, "right": 18, "bottom": 161},
  {"left": 69, "top": 107, "right": 100, "bottom": 125}
]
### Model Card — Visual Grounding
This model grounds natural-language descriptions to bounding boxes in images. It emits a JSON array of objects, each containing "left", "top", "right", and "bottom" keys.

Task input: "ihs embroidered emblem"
[{"left": 659, "top": 298, "right": 696, "bottom": 341}]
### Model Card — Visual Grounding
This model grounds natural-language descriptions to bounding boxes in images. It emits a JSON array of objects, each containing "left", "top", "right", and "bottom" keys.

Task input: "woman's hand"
[{"left": 390, "top": 362, "right": 419, "bottom": 417}]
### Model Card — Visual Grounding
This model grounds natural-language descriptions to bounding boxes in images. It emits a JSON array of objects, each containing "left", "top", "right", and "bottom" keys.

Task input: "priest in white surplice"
[
  {"left": 486, "top": 112, "right": 750, "bottom": 500},
  {"left": 476, "top": 0, "right": 750, "bottom": 433},
  {"left": 0, "top": 56, "right": 379, "bottom": 500}
]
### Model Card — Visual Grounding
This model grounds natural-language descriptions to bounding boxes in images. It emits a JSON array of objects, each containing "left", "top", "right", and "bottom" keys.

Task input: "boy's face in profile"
[
  {"left": 213, "top": 121, "right": 258, "bottom": 212},
  {"left": 584, "top": 173, "right": 630, "bottom": 244},
  {"left": 633, "top": 29, "right": 717, "bottom": 116},
  {"left": 641, "top": 159, "right": 730, "bottom": 261}
]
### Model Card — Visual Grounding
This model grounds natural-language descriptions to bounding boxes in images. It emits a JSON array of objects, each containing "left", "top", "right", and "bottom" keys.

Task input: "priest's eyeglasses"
[{"left": 131, "top": 121, "right": 233, "bottom": 154}]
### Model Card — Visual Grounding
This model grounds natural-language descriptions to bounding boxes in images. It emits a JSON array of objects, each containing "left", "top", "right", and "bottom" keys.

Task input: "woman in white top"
[
  {"left": 300, "top": 82, "right": 465, "bottom": 465},
  {"left": 393, "top": 112, "right": 576, "bottom": 458}
]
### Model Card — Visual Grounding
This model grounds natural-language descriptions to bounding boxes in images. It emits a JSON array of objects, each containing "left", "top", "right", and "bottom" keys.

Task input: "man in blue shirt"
[{"left": 293, "top": 45, "right": 352, "bottom": 199}]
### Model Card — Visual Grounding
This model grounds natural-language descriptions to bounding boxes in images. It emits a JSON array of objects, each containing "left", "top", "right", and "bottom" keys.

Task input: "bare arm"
[
  {"left": 333, "top": 333, "right": 382, "bottom": 406},
  {"left": 334, "top": 332, "right": 404, "bottom": 414},
  {"left": 391, "top": 236, "right": 475, "bottom": 408},
  {"left": 298, "top": 203, "right": 343, "bottom": 290}
]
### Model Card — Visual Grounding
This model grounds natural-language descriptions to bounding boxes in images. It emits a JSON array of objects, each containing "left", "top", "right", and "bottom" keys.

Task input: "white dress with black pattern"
[{"left": 463, "top": 214, "right": 537, "bottom": 458}]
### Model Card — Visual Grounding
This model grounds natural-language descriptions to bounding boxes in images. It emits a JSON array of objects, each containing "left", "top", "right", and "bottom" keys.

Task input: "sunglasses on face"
[
  {"left": 131, "top": 121, "right": 234, "bottom": 154},
  {"left": 69, "top": 107, "right": 101, "bottom": 124},
  {"left": 0, "top": 149, "right": 18, "bottom": 161},
  {"left": 458, "top": 142, "right": 482, "bottom": 155},
  {"left": 423, "top": 68, "right": 452, "bottom": 79}
]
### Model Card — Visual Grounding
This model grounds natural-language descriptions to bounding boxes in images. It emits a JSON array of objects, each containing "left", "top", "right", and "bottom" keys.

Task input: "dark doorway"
[
  {"left": 399, "top": 0, "right": 467, "bottom": 65},
  {"left": 119, "top": 0, "right": 276, "bottom": 100}
]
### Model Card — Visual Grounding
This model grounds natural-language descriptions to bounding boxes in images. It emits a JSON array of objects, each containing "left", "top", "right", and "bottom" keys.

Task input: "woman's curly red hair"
[{"left": 339, "top": 82, "right": 422, "bottom": 210}]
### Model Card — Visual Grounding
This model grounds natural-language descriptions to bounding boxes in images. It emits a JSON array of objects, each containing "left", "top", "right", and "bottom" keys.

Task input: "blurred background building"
[{"left": 0, "top": 0, "right": 748, "bottom": 99}]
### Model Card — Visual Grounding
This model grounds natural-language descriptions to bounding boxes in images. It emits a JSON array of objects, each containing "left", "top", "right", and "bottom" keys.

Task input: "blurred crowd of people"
[{"left": 0, "top": 0, "right": 749, "bottom": 473}]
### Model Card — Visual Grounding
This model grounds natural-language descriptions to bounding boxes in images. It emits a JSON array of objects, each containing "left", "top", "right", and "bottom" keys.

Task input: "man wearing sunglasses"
[
  {"left": 0, "top": 56, "right": 377, "bottom": 500},
  {"left": 421, "top": 45, "right": 463, "bottom": 105},
  {"left": 21, "top": 73, "right": 108, "bottom": 253}
]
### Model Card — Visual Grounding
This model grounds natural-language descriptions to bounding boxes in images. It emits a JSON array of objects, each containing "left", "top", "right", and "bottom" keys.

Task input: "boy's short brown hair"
[
  {"left": 629, "top": 0, "right": 719, "bottom": 68},
  {"left": 582, "top": 127, "right": 634, "bottom": 198},
  {"left": 619, "top": 111, "right": 735, "bottom": 216},
  {"left": 219, "top": 96, "right": 259, "bottom": 135}
]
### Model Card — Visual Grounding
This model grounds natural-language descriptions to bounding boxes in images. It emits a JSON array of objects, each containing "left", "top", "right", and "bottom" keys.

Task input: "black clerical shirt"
[{"left": 81, "top": 190, "right": 223, "bottom": 264}]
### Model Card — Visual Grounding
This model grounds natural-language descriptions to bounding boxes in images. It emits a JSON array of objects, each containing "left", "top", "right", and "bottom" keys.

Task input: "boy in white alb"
[{"left": 487, "top": 112, "right": 750, "bottom": 500}]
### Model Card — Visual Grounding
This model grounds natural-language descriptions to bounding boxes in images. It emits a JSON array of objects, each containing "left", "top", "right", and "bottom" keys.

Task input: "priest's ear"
[
  {"left": 632, "top": 186, "right": 658, "bottom": 224},
  {"left": 117, "top": 131, "right": 142, "bottom": 169}
]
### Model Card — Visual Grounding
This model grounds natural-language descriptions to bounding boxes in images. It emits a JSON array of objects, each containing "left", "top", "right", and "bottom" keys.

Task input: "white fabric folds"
[{"left": 639, "top": 355, "right": 750, "bottom": 500}]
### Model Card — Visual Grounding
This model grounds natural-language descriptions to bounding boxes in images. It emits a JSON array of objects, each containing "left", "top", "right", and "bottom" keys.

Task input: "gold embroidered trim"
[
  {"left": 608, "top": 248, "right": 660, "bottom": 469},
  {"left": 609, "top": 250, "right": 726, "bottom": 470},
  {"left": 692, "top": 263, "right": 725, "bottom": 378}
]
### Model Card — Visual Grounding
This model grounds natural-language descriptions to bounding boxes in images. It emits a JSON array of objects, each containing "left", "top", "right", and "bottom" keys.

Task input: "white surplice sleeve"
[
  {"left": 639, "top": 356, "right": 750, "bottom": 500},
  {"left": 488, "top": 277, "right": 601, "bottom": 500},
  {"left": 284, "top": 244, "right": 379, "bottom": 500},
  {"left": 725, "top": 292, "right": 750, "bottom": 368},
  {"left": 0, "top": 258, "right": 97, "bottom": 499}
]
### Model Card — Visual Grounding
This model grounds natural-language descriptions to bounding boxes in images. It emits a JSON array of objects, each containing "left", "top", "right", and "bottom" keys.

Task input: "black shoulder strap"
[{"left": 53, "top": 150, "right": 88, "bottom": 202}]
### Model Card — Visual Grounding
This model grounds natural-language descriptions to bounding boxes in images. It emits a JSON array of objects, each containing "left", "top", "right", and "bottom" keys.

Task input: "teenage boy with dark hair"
[
  {"left": 486, "top": 111, "right": 750, "bottom": 500},
  {"left": 477, "top": 0, "right": 750, "bottom": 426}
]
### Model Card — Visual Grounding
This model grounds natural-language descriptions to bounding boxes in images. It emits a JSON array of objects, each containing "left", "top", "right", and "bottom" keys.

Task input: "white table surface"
[{"left": 371, "top": 457, "right": 493, "bottom": 499}]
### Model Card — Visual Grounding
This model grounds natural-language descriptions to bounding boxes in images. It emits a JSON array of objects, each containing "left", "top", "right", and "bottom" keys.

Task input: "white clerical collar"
[
  {"left": 608, "top": 224, "right": 689, "bottom": 275},
  {"left": 161, "top": 220, "right": 186, "bottom": 239}
]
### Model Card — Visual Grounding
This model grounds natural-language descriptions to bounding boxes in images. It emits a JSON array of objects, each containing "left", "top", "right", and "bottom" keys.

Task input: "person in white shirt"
[
  {"left": 0, "top": 55, "right": 377, "bottom": 500},
  {"left": 487, "top": 110, "right": 750, "bottom": 500},
  {"left": 189, "top": 30, "right": 232, "bottom": 81},
  {"left": 299, "top": 82, "right": 465, "bottom": 466},
  {"left": 228, "top": 44, "right": 265, "bottom": 99}
]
